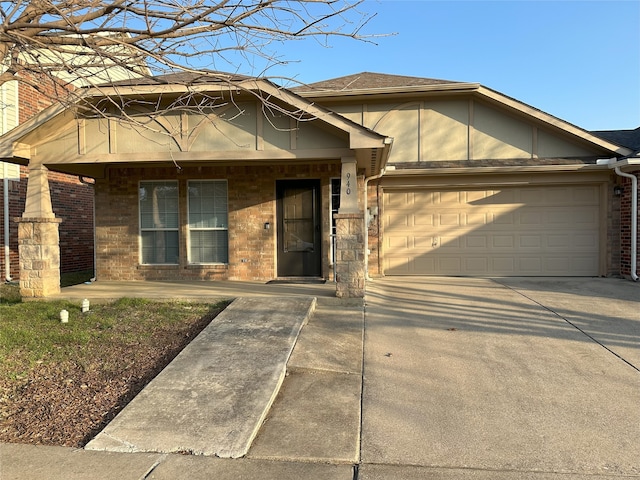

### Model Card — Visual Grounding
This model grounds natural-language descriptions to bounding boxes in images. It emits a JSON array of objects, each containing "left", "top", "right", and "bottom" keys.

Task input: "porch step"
[{"left": 85, "top": 296, "right": 316, "bottom": 458}]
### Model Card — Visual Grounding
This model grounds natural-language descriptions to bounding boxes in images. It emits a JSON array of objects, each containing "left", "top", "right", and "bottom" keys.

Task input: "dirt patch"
[{"left": 0, "top": 301, "right": 226, "bottom": 447}]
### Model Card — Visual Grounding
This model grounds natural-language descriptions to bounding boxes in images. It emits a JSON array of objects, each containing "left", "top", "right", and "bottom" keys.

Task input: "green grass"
[
  {"left": 0, "top": 283, "right": 229, "bottom": 385},
  {"left": 60, "top": 270, "right": 94, "bottom": 288},
  {"left": 0, "top": 270, "right": 95, "bottom": 305}
]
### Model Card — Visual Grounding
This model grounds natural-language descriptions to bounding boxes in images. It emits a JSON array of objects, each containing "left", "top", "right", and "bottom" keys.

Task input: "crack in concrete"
[{"left": 496, "top": 280, "right": 640, "bottom": 373}]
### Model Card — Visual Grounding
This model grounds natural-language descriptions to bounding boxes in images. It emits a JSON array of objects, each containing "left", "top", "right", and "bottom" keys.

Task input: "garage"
[{"left": 382, "top": 184, "right": 602, "bottom": 276}]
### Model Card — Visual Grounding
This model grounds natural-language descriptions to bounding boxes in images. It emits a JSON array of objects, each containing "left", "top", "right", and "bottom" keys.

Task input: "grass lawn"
[{"left": 0, "top": 279, "right": 229, "bottom": 447}]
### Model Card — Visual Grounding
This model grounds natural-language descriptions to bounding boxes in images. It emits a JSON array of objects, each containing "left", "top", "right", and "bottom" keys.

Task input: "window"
[
  {"left": 188, "top": 180, "right": 229, "bottom": 263},
  {"left": 139, "top": 181, "right": 179, "bottom": 264}
]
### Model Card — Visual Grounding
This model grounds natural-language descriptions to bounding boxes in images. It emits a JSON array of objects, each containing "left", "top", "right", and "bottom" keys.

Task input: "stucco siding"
[
  {"left": 472, "top": 102, "right": 532, "bottom": 159},
  {"left": 537, "top": 129, "right": 600, "bottom": 158}
]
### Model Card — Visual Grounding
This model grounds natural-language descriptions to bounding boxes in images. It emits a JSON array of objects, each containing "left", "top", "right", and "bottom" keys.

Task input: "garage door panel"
[
  {"left": 519, "top": 235, "right": 541, "bottom": 248},
  {"left": 492, "top": 257, "right": 516, "bottom": 273},
  {"left": 494, "top": 213, "right": 515, "bottom": 225},
  {"left": 415, "top": 214, "right": 435, "bottom": 226},
  {"left": 519, "top": 257, "right": 543, "bottom": 274},
  {"left": 467, "top": 213, "right": 489, "bottom": 225},
  {"left": 466, "top": 236, "right": 488, "bottom": 248},
  {"left": 438, "top": 257, "right": 462, "bottom": 273},
  {"left": 385, "top": 255, "right": 411, "bottom": 274},
  {"left": 574, "top": 234, "right": 598, "bottom": 248},
  {"left": 439, "top": 213, "right": 461, "bottom": 226},
  {"left": 438, "top": 236, "right": 462, "bottom": 250},
  {"left": 383, "top": 185, "right": 600, "bottom": 276},
  {"left": 464, "top": 257, "right": 489, "bottom": 273},
  {"left": 493, "top": 236, "right": 515, "bottom": 248},
  {"left": 413, "top": 256, "right": 436, "bottom": 273},
  {"left": 387, "top": 235, "right": 409, "bottom": 249}
]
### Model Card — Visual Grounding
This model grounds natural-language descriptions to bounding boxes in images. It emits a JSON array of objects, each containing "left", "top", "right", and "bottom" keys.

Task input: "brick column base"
[
  {"left": 15, "top": 217, "right": 62, "bottom": 298},
  {"left": 334, "top": 213, "right": 365, "bottom": 298}
]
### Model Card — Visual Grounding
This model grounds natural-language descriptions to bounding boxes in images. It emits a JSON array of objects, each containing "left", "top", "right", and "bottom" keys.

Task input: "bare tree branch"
[{"left": 0, "top": 0, "right": 383, "bottom": 145}]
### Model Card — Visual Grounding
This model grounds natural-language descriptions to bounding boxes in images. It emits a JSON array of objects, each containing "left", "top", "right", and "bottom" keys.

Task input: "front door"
[{"left": 276, "top": 180, "right": 322, "bottom": 277}]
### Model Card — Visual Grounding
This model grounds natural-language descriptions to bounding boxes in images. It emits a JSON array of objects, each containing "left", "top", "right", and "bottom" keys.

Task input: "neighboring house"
[
  {"left": 0, "top": 39, "right": 149, "bottom": 282},
  {"left": 0, "top": 80, "right": 95, "bottom": 282},
  {"left": 0, "top": 72, "right": 637, "bottom": 298}
]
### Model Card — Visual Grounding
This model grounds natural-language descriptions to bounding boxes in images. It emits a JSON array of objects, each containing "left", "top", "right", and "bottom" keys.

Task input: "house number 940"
[{"left": 346, "top": 172, "right": 351, "bottom": 195}]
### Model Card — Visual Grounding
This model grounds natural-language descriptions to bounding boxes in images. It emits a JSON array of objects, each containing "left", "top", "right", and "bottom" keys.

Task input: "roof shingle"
[{"left": 291, "top": 72, "right": 461, "bottom": 92}]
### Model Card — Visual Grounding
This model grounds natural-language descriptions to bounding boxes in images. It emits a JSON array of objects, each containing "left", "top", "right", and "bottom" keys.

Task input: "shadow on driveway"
[{"left": 361, "top": 277, "right": 640, "bottom": 477}]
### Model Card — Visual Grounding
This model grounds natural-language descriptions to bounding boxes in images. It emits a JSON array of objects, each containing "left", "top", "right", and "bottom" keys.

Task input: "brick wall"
[
  {"left": 619, "top": 173, "right": 640, "bottom": 278},
  {"left": 95, "top": 163, "right": 340, "bottom": 282},
  {"left": 366, "top": 181, "right": 382, "bottom": 277},
  {"left": 0, "top": 166, "right": 95, "bottom": 279},
  {"left": 49, "top": 172, "right": 95, "bottom": 275}
]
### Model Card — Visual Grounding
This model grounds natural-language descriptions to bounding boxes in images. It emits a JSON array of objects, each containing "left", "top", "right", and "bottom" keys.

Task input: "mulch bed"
[{"left": 0, "top": 306, "right": 222, "bottom": 447}]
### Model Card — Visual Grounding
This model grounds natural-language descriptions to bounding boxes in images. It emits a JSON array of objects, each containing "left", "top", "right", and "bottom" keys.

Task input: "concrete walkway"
[{"left": 86, "top": 297, "right": 316, "bottom": 458}]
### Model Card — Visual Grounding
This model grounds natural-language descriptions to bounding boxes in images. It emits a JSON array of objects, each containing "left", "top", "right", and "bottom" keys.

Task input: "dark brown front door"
[{"left": 276, "top": 180, "right": 321, "bottom": 277}]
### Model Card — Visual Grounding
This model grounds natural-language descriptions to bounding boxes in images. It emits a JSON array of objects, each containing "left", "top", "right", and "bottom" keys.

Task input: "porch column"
[
  {"left": 14, "top": 164, "right": 61, "bottom": 297},
  {"left": 334, "top": 157, "right": 365, "bottom": 298}
]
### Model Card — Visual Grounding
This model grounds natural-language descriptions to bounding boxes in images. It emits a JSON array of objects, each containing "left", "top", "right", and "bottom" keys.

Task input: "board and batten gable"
[
  {"left": 322, "top": 96, "right": 607, "bottom": 163},
  {"left": 19, "top": 99, "right": 351, "bottom": 174}
]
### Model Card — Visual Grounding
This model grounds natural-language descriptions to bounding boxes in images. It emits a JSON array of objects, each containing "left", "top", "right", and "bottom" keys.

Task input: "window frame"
[
  {"left": 187, "top": 179, "right": 229, "bottom": 265},
  {"left": 138, "top": 180, "right": 180, "bottom": 265}
]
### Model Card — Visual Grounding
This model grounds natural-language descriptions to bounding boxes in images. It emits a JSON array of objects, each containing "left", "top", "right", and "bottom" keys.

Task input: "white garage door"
[{"left": 383, "top": 185, "right": 601, "bottom": 276}]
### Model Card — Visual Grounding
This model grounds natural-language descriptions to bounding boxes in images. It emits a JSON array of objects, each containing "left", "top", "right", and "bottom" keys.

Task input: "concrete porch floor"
[{"left": 48, "top": 279, "right": 343, "bottom": 304}]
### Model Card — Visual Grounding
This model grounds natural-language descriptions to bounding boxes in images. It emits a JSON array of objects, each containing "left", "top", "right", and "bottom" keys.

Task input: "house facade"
[
  {"left": 0, "top": 72, "right": 637, "bottom": 298},
  {"left": 295, "top": 73, "right": 639, "bottom": 280}
]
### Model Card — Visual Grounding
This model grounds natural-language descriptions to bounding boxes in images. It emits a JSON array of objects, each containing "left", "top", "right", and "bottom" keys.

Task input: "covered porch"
[{"left": 0, "top": 74, "right": 392, "bottom": 298}]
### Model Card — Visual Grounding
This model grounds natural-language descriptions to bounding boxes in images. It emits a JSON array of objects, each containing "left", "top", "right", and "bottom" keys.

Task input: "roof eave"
[
  {"left": 294, "top": 82, "right": 481, "bottom": 100},
  {"left": 607, "top": 157, "right": 640, "bottom": 172}
]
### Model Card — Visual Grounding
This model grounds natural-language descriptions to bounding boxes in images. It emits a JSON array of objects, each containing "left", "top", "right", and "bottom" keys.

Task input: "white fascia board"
[
  {"left": 607, "top": 158, "right": 640, "bottom": 172},
  {"left": 382, "top": 164, "right": 610, "bottom": 177},
  {"left": 294, "top": 82, "right": 481, "bottom": 99},
  {"left": 0, "top": 102, "right": 69, "bottom": 158}
]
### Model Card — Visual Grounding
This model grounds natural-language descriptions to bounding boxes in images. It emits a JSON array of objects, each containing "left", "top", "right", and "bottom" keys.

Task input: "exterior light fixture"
[{"left": 614, "top": 185, "right": 623, "bottom": 196}]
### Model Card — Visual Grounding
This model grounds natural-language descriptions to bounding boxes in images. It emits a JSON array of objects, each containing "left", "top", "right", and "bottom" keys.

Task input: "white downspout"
[
  {"left": 614, "top": 167, "right": 638, "bottom": 281},
  {"left": 2, "top": 81, "right": 11, "bottom": 281},
  {"left": 3, "top": 162, "right": 11, "bottom": 282}
]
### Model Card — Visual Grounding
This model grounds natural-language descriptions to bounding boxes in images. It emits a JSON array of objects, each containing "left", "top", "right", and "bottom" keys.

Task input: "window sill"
[
  {"left": 137, "top": 264, "right": 179, "bottom": 270},
  {"left": 185, "top": 264, "right": 229, "bottom": 269}
]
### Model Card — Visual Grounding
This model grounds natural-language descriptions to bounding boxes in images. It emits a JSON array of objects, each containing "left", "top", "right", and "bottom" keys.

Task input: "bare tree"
[{"left": 0, "top": 0, "right": 378, "bottom": 130}]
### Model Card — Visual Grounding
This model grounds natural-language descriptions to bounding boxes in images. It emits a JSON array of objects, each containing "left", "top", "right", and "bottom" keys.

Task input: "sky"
[{"left": 237, "top": 0, "right": 640, "bottom": 132}]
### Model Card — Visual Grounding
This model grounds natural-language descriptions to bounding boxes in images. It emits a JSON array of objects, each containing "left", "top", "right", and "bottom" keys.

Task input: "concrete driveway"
[{"left": 361, "top": 277, "right": 640, "bottom": 479}]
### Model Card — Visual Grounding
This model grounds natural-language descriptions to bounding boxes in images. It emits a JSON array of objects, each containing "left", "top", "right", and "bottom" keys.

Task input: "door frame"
[{"left": 275, "top": 179, "right": 322, "bottom": 277}]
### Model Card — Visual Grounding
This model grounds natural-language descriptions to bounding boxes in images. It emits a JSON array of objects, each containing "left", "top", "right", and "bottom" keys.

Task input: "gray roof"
[
  {"left": 96, "top": 71, "right": 252, "bottom": 87},
  {"left": 592, "top": 127, "right": 640, "bottom": 154},
  {"left": 291, "top": 72, "right": 461, "bottom": 92}
]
